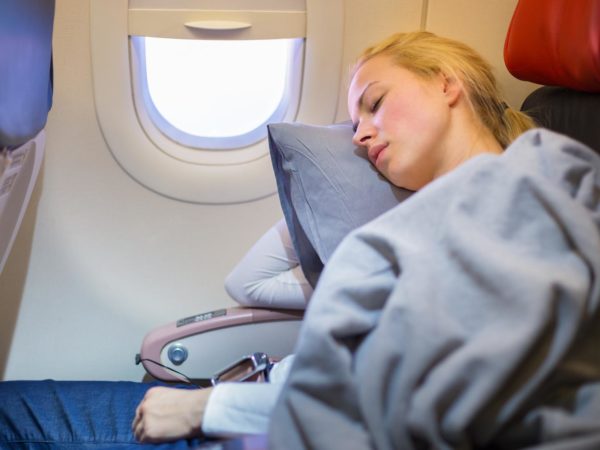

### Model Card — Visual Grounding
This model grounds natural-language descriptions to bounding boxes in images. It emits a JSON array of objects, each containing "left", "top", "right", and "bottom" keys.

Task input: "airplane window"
[
  {"left": 90, "top": 0, "right": 342, "bottom": 203},
  {"left": 132, "top": 37, "right": 302, "bottom": 150}
]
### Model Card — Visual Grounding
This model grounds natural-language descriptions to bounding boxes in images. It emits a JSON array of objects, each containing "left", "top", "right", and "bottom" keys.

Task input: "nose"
[{"left": 352, "top": 121, "right": 375, "bottom": 148}]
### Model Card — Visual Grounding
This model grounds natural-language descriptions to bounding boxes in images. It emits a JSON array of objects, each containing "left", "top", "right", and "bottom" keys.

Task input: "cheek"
[
  {"left": 380, "top": 97, "right": 434, "bottom": 138},
  {"left": 382, "top": 112, "right": 445, "bottom": 188},
  {"left": 386, "top": 85, "right": 447, "bottom": 137},
  {"left": 378, "top": 106, "right": 411, "bottom": 137}
]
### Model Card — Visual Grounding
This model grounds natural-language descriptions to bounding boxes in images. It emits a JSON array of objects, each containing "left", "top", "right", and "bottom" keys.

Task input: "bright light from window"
[{"left": 143, "top": 38, "right": 291, "bottom": 138}]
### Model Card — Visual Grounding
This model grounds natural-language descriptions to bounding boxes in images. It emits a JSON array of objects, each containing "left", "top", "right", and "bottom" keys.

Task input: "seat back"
[
  {"left": 504, "top": 0, "right": 600, "bottom": 153},
  {"left": 0, "top": 0, "right": 55, "bottom": 274}
]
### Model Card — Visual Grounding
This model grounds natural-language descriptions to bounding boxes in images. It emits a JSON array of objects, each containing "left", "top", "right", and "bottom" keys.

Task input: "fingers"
[
  {"left": 133, "top": 418, "right": 144, "bottom": 443},
  {"left": 132, "top": 401, "right": 142, "bottom": 430},
  {"left": 131, "top": 387, "right": 188, "bottom": 443},
  {"left": 131, "top": 386, "right": 211, "bottom": 443},
  {"left": 132, "top": 401, "right": 160, "bottom": 443},
  {"left": 132, "top": 400, "right": 142, "bottom": 440},
  {"left": 132, "top": 388, "right": 151, "bottom": 442}
]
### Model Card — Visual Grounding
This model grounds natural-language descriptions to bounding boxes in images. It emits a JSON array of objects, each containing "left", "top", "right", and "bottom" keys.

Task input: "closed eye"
[{"left": 371, "top": 96, "right": 383, "bottom": 112}]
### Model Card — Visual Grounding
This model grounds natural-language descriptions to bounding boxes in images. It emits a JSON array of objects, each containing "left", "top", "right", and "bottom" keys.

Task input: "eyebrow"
[{"left": 352, "top": 81, "right": 378, "bottom": 132}]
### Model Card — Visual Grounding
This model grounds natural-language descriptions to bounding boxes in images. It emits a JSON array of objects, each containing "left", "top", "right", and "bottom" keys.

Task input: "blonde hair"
[{"left": 353, "top": 31, "right": 535, "bottom": 148}]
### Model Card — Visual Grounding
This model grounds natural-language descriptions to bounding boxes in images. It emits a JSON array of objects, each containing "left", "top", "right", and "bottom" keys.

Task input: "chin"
[{"left": 384, "top": 167, "right": 414, "bottom": 191}]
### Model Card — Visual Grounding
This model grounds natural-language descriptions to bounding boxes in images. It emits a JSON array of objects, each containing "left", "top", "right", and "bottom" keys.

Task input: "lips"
[{"left": 368, "top": 143, "right": 388, "bottom": 166}]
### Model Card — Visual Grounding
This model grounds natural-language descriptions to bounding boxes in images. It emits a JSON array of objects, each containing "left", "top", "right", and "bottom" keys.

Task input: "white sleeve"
[
  {"left": 202, "top": 355, "right": 295, "bottom": 436},
  {"left": 224, "top": 218, "right": 313, "bottom": 309},
  {"left": 202, "top": 383, "right": 282, "bottom": 436}
]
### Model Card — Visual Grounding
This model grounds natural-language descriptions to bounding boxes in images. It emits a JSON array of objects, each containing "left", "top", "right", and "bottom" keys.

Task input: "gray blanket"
[{"left": 269, "top": 129, "right": 600, "bottom": 450}]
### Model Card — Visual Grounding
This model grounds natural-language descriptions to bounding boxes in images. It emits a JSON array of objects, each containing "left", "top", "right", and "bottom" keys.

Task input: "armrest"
[{"left": 138, "top": 306, "right": 304, "bottom": 382}]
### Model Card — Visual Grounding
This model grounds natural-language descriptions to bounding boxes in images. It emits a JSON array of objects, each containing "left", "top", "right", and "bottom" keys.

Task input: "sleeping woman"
[{"left": 269, "top": 31, "right": 600, "bottom": 449}]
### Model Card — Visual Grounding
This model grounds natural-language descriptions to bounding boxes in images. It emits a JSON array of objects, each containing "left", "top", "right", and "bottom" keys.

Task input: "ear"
[{"left": 440, "top": 73, "right": 462, "bottom": 107}]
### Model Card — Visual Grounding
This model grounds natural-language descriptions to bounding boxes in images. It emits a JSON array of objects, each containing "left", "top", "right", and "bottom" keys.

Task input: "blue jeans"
[{"left": 0, "top": 380, "right": 205, "bottom": 450}]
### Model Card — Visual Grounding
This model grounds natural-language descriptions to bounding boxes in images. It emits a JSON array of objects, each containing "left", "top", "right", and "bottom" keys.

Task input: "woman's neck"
[{"left": 434, "top": 108, "right": 502, "bottom": 180}]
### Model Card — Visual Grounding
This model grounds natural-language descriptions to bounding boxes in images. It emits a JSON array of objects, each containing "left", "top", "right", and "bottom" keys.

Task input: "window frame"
[{"left": 90, "top": 0, "right": 343, "bottom": 204}]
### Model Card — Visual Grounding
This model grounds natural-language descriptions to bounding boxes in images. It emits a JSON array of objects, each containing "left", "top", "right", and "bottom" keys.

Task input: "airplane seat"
[
  {"left": 504, "top": 0, "right": 600, "bottom": 153},
  {"left": 0, "top": 0, "right": 55, "bottom": 275}
]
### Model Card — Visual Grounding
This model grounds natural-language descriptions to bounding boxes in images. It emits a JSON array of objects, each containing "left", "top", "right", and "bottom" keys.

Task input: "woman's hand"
[{"left": 132, "top": 386, "right": 213, "bottom": 443}]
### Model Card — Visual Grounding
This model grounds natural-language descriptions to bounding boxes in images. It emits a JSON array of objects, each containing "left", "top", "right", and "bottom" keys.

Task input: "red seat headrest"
[{"left": 504, "top": 0, "right": 600, "bottom": 93}]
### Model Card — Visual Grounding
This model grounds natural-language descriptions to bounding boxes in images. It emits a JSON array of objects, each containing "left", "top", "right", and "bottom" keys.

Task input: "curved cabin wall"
[{"left": 0, "top": 0, "right": 535, "bottom": 381}]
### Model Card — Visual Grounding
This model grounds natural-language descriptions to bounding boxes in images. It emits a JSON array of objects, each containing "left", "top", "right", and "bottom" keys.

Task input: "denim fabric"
[{"left": 0, "top": 380, "right": 205, "bottom": 450}]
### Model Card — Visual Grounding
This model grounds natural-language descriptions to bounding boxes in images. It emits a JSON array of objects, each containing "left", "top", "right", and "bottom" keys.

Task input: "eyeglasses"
[{"left": 210, "top": 352, "right": 272, "bottom": 385}]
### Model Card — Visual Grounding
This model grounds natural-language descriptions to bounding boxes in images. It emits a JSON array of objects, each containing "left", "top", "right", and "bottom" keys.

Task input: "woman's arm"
[
  {"left": 224, "top": 218, "right": 313, "bottom": 309},
  {"left": 132, "top": 356, "right": 295, "bottom": 442}
]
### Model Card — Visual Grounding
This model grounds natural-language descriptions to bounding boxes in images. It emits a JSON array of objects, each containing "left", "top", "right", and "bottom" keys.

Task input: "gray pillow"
[{"left": 268, "top": 122, "right": 412, "bottom": 287}]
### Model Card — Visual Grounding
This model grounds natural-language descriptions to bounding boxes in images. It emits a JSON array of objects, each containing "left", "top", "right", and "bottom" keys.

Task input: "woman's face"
[{"left": 348, "top": 55, "right": 454, "bottom": 190}]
